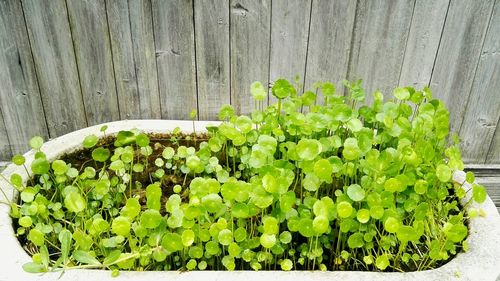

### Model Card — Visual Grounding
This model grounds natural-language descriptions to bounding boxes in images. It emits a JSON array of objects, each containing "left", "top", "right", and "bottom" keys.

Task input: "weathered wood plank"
[
  {"left": 305, "top": 0, "right": 357, "bottom": 93},
  {"left": 460, "top": 0, "right": 500, "bottom": 163},
  {"left": 488, "top": 124, "right": 500, "bottom": 164},
  {"left": 106, "top": 0, "right": 161, "bottom": 119},
  {"left": 430, "top": 0, "right": 495, "bottom": 134},
  {"left": 194, "top": 0, "right": 230, "bottom": 120},
  {"left": 66, "top": 0, "right": 120, "bottom": 125},
  {"left": 348, "top": 0, "right": 414, "bottom": 101},
  {"left": 152, "top": 0, "right": 197, "bottom": 120},
  {"left": 21, "top": 0, "right": 87, "bottom": 136},
  {"left": 399, "top": 0, "right": 449, "bottom": 89},
  {"left": 0, "top": 109, "right": 12, "bottom": 159},
  {"left": 129, "top": 0, "right": 161, "bottom": 119},
  {"left": 0, "top": 0, "right": 49, "bottom": 154},
  {"left": 230, "top": 0, "right": 271, "bottom": 115},
  {"left": 269, "top": 0, "right": 311, "bottom": 102}
]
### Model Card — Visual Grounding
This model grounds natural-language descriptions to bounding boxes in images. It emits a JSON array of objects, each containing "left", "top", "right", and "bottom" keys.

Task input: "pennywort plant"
[{"left": 2, "top": 79, "right": 488, "bottom": 275}]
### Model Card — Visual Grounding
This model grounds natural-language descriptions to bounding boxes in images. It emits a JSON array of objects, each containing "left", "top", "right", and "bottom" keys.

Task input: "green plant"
[{"left": 1, "top": 79, "right": 488, "bottom": 275}]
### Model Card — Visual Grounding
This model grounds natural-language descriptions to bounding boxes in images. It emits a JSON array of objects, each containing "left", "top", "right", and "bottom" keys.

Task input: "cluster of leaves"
[{"left": 1, "top": 79, "right": 489, "bottom": 275}]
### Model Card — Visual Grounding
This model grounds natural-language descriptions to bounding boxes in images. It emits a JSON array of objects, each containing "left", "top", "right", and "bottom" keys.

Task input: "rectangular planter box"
[{"left": 1, "top": 120, "right": 499, "bottom": 281}]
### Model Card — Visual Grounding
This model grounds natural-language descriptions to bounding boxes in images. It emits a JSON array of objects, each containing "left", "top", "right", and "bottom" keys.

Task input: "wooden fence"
[{"left": 0, "top": 0, "right": 499, "bottom": 165}]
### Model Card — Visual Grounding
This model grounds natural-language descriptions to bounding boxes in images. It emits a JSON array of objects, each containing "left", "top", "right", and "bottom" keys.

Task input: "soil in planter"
[{"left": 59, "top": 133, "right": 208, "bottom": 201}]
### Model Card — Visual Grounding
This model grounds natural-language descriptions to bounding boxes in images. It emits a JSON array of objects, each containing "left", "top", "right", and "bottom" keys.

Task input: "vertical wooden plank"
[
  {"left": 152, "top": 0, "right": 197, "bottom": 120},
  {"left": 194, "top": 0, "right": 230, "bottom": 120},
  {"left": 0, "top": 0, "right": 49, "bottom": 154},
  {"left": 488, "top": 123, "right": 500, "bottom": 164},
  {"left": 430, "top": 0, "right": 494, "bottom": 133},
  {"left": 230, "top": 0, "right": 271, "bottom": 115},
  {"left": 106, "top": 0, "right": 139, "bottom": 119},
  {"left": 462, "top": 0, "right": 500, "bottom": 164},
  {"left": 129, "top": 0, "right": 161, "bottom": 119},
  {"left": 348, "top": 0, "right": 414, "bottom": 101},
  {"left": 67, "top": 0, "right": 120, "bottom": 125},
  {"left": 305, "top": 0, "right": 357, "bottom": 91},
  {"left": 269, "top": 0, "right": 311, "bottom": 98},
  {"left": 106, "top": 0, "right": 161, "bottom": 119},
  {"left": 399, "top": 0, "right": 449, "bottom": 89},
  {"left": 22, "top": 0, "right": 87, "bottom": 137},
  {"left": 0, "top": 109, "right": 12, "bottom": 159}
]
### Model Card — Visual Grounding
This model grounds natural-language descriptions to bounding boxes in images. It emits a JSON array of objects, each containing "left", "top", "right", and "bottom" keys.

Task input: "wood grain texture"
[
  {"left": 488, "top": 126, "right": 500, "bottom": 164},
  {"left": 460, "top": 0, "right": 500, "bottom": 163},
  {"left": 230, "top": 0, "right": 271, "bottom": 115},
  {"left": 269, "top": 0, "right": 311, "bottom": 102},
  {"left": 194, "top": 0, "right": 230, "bottom": 120},
  {"left": 399, "top": 0, "right": 449, "bottom": 89},
  {"left": 305, "top": 0, "right": 357, "bottom": 92},
  {"left": 430, "top": 0, "right": 495, "bottom": 134},
  {"left": 0, "top": 108, "right": 12, "bottom": 159},
  {"left": 22, "top": 0, "right": 87, "bottom": 137},
  {"left": 0, "top": 0, "right": 49, "bottom": 154},
  {"left": 348, "top": 0, "right": 414, "bottom": 101},
  {"left": 106, "top": 0, "right": 161, "bottom": 119},
  {"left": 67, "top": 0, "right": 120, "bottom": 125},
  {"left": 129, "top": 0, "right": 161, "bottom": 119},
  {"left": 152, "top": 0, "right": 197, "bottom": 120}
]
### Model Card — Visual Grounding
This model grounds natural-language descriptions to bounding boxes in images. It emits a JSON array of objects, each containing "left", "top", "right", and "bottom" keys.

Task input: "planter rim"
[{"left": 0, "top": 119, "right": 499, "bottom": 281}]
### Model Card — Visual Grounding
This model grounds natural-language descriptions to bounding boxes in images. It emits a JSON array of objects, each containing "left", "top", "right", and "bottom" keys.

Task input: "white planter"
[{"left": 1, "top": 120, "right": 499, "bottom": 281}]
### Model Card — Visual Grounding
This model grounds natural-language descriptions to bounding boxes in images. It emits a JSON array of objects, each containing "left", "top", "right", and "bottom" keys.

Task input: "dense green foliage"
[{"left": 1, "top": 79, "right": 488, "bottom": 274}]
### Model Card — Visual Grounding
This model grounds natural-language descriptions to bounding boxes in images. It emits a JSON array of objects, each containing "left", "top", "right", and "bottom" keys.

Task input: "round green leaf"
[
  {"left": 346, "top": 118, "right": 363, "bottom": 132},
  {"left": 445, "top": 224, "right": 468, "bottom": 243},
  {"left": 92, "top": 148, "right": 110, "bottom": 162},
  {"left": 296, "top": 139, "right": 322, "bottom": 161},
  {"left": 12, "top": 155, "right": 25, "bottom": 165},
  {"left": 218, "top": 229, "right": 233, "bottom": 246},
  {"left": 313, "top": 159, "right": 333, "bottom": 180},
  {"left": 28, "top": 229, "right": 45, "bottom": 246},
  {"left": 111, "top": 216, "right": 131, "bottom": 236},
  {"left": 298, "top": 218, "right": 315, "bottom": 237},
  {"left": 396, "top": 225, "right": 419, "bottom": 242},
  {"left": 375, "top": 254, "right": 390, "bottom": 270},
  {"left": 136, "top": 133, "right": 150, "bottom": 147},
  {"left": 272, "top": 79, "right": 294, "bottom": 99},
  {"left": 120, "top": 198, "right": 141, "bottom": 219},
  {"left": 83, "top": 135, "right": 98, "bottom": 148},
  {"left": 337, "top": 201, "right": 353, "bottom": 218},
  {"left": 235, "top": 116, "right": 253, "bottom": 134},
  {"left": 436, "top": 164, "right": 451, "bottom": 182},
  {"left": 182, "top": 229, "right": 195, "bottom": 247},
  {"left": 312, "top": 215, "right": 329, "bottom": 234},
  {"left": 342, "top": 138, "right": 361, "bottom": 160},
  {"left": 356, "top": 208, "right": 370, "bottom": 223},
  {"left": 280, "top": 259, "right": 293, "bottom": 271},
  {"left": 29, "top": 136, "right": 44, "bottom": 150},
  {"left": 394, "top": 87, "right": 410, "bottom": 100},
  {"left": 303, "top": 173, "right": 320, "bottom": 192},
  {"left": 347, "top": 233, "right": 364, "bottom": 248},
  {"left": 260, "top": 233, "right": 276, "bottom": 248},
  {"left": 250, "top": 81, "right": 267, "bottom": 101},
  {"left": 347, "top": 184, "right": 365, "bottom": 201},
  {"left": 140, "top": 209, "right": 163, "bottom": 229},
  {"left": 472, "top": 184, "right": 487, "bottom": 203},
  {"left": 384, "top": 217, "right": 399, "bottom": 233},
  {"left": 414, "top": 180, "right": 428, "bottom": 195},
  {"left": 31, "top": 158, "right": 49, "bottom": 175},
  {"left": 64, "top": 192, "right": 86, "bottom": 213}
]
